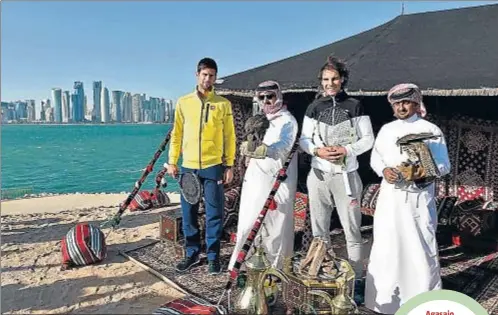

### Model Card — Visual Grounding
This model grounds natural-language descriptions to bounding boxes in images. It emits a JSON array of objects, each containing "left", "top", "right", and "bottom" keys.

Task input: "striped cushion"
[
  {"left": 153, "top": 295, "right": 226, "bottom": 315},
  {"left": 151, "top": 189, "right": 171, "bottom": 208},
  {"left": 128, "top": 190, "right": 153, "bottom": 211},
  {"left": 61, "top": 223, "right": 107, "bottom": 269}
]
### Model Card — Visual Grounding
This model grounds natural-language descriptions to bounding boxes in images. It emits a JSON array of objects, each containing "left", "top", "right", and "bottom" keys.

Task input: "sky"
[{"left": 2, "top": 0, "right": 497, "bottom": 113}]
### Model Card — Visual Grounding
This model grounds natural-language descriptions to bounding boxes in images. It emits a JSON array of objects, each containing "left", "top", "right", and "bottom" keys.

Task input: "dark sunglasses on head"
[{"left": 258, "top": 94, "right": 276, "bottom": 101}]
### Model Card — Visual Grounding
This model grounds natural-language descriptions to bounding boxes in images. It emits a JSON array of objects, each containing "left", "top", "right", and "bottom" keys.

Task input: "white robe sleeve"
[
  {"left": 370, "top": 126, "right": 388, "bottom": 178},
  {"left": 265, "top": 120, "right": 297, "bottom": 163},
  {"left": 428, "top": 127, "right": 451, "bottom": 177}
]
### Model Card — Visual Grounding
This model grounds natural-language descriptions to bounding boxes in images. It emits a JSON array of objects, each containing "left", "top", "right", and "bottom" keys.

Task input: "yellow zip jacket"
[{"left": 168, "top": 87, "right": 236, "bottom": 169}]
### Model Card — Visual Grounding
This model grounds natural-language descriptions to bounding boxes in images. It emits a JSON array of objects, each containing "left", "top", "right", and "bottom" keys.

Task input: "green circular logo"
[{"left": 395, "top": 289, "right": 488, "bottom": 315}]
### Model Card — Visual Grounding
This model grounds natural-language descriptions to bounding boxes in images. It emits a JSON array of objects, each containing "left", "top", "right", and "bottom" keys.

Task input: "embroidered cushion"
[
  {"left": 437, "top": 196, "right": 458, "bottom": 225},
  {"left": 449, "top": 198, "right": 497, "bottom": 236},
  {"left": 360, "top": 183, "right": 381, "bottom": 216}
]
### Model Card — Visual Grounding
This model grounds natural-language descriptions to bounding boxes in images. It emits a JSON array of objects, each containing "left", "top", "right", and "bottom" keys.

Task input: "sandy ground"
[
  {"left": 2, "top": 194, "right": 133, "bottom": 215},
  {"left": 1, "top": 193, "right": 185, "bottom": 314}
]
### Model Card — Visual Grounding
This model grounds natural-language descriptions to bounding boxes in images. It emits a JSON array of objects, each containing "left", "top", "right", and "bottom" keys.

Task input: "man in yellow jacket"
[{"left": 166, "top": 57, "right": 236, "bottom": 274}]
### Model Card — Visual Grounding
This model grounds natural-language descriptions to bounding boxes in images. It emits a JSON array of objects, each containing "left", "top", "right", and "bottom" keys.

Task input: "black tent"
[
  {"left": 215, "top": 3, "right": 498, "bottom": 201},
  {"left": 216, "top": 3, "right": 498, "bottom": 95}
]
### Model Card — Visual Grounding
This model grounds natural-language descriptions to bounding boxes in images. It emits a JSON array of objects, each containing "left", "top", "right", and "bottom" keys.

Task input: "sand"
[
  {"left": 1, "top": 193, "right": 185, "bottom": 314},
  {"left": 2, "top": 194, "right": 134, "bottom": 215}
]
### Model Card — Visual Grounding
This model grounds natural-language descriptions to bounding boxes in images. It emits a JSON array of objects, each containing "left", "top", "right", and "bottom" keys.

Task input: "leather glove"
[{"left": 240, "top": 141, "right": 268, "bottom": 159}]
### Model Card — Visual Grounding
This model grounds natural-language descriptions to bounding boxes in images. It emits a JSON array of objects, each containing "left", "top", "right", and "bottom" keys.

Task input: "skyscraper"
[
  {"left": 111, "top": 90, "right": 123, "bottom": 122},
  {"left": 27, "top": 100, "right": 36, "bottom": 122},
  {"left": 84, "top": 95, "right": 88, "bottom": 115},
  {"left": 142, "top": 98, "right": 150, "bottom": 122},
  {"left": 72, "top": 81, "right": 84, "bottom": 122},
  {"left": 40, "top": 99, "right": 50, "bottom": 121},
  {"left": 93, "top": 81, "right": 102, "bottom": 122},
  {"left": 3, "top": 102, "right": 16, "bottom": 121},
  {"left": 158, "top": 98, "right": 166, "bottom": 122},
  {"left": 15, "top": 101, "right": 28, "bottom": 121},
  {"left": 52, "top": 88, "right": 63, "bottom": 123},
  {"left": 122, "top": 92, "right": 132, "bottom": 122},
  {"left": 149, "top": 97, "right": 159, "bottom": 122},
  {"left": 70, "top": 94, "right": 77, "bottom": 122},
  {"left": 132, "top": 94, "right": 141, "bottom": 123},
  {"left": 62, "top": 91, "right": 70, "bottom": 122},
  {"left": 101, "top": 87, "right": 110, "bottom": 123},
  {"left": 45, "top": 107, "right": 54, "bottom": 122},
  {"left": 1, "top": 102, "right": 9, "bottom": 123},
  {"left": 166, "top": 99, "right": 174, "bottom": 123}
]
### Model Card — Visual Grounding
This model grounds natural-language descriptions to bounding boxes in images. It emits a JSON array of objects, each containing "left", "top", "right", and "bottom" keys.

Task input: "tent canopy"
[{"left": 216, "top": 4, "right": 498, "bottom": 97}]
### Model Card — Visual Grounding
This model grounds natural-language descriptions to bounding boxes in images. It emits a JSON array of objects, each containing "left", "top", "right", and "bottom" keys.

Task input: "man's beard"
[
  {"left": 395, "top": 110, "right": 412, "bottom": 119},
  {"left": 200, "top": 83, "right": 212, "bottom": 90}
]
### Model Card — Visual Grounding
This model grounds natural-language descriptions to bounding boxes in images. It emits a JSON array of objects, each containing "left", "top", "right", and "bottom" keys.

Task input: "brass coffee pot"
[{"left": 234, "top": 244, "right": 288, "bottom": 315}]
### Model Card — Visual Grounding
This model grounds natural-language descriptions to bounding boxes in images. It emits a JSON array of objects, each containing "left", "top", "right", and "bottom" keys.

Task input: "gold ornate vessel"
[
  {"left": 281, "top": 238, "right": 358, "bottom": 314},
  {"left": 234, "top": 245, "right": 288, "bottom": 315},
  {"left": 308, "top": 258, "right": 359, "bottom": 314}
]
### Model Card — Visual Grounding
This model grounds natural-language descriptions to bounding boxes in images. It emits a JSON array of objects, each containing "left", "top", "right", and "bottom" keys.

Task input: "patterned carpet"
[
  {"left": 124, "top": 228, "right": 498, "bottom": 315},
  {"left": 125, "top": 229, "right": 376, "bottom": 314},
  {"left": 439, "top": 245, "right": 498, "bottom": 314}
]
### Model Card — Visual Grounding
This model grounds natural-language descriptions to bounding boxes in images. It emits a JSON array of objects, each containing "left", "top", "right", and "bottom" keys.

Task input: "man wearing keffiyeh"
[
  {"left": 365, "top": 83, "right": 451, "bottom": 314},
  {"left": 228, "top": 80, "right": 299, "bottom": 271},
  {"left": 388, "top": 83, "right": 427, "bottom": 119}
]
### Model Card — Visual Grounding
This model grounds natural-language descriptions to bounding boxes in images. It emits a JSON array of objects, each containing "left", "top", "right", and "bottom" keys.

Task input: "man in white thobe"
[
  {"left": 228, "top": 80, "right": 298, "bottom": 270},
  {"left": 365, "top": 83, "right": 451, "bottom": 314}
]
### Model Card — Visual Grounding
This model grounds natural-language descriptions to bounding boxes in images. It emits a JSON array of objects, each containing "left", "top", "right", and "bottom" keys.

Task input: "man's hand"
[
  {"left": 166, "top": 164, "right": 178, "bottom": 178},
  {"left": 383, "top": 167, "right": 401, "bottom": 184},
  {"left": 316, "top": 147, "right": 333, "bottom": 159},
  {"left": 316, "top": 146, "right": 346, "bottom": 162},
  {"left": 224, "top": 167, "right": 234, "bottom": 185},
  {"left": 328, "top": 146, "right": 347, "bottom": 161}
]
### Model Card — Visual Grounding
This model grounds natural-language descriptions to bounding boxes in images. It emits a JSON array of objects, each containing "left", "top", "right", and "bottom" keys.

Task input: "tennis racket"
[
  {"left": 176, "top": 172, "right": 203, "bottom": 205},
  {"left": 312, "top": 96, "right": 358, "bottom": 195}
]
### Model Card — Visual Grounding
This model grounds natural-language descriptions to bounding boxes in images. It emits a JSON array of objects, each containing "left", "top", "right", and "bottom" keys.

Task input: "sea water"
[{"left": 1, "top": 124, "right": 180, "bottom": 198}]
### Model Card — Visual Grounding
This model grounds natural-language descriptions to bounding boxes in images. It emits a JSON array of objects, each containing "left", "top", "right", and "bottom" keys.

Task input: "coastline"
[
  {"left": 1, "top": 191, "right": 134, "bottom": 202},
  {"left": 2, "top": 122, "right": 173, "bottom": 126},
  {"left": 1, "top": 192, "right": 181, "bottom": 216},
  {"left": 1, "top": 190, "right": 180, "bottom": 201}
]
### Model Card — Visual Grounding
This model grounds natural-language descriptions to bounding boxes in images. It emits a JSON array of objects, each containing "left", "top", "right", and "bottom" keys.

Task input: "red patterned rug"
[
  {"left": 436, "top": 115, "right": 498, "bottom": 201},
  {"left": 440, "top": 245, "right": 498, "bottom": 314},
  {"left": 123, "top": 227, "right": 498, "bottom": 315}
]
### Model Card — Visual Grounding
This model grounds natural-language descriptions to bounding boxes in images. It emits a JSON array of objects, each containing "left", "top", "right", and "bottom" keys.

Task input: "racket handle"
[{"left": 343, "top": 171, "right": 353, "bottom": 196}]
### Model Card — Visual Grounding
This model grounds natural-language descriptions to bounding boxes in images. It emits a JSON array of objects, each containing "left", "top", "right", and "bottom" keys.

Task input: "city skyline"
[
  {"left": 1, "top": 80, "right": 175, "bottom": 123},
  {"left": 3, "top": 1, "right": 496, "bottom": 106},
  {"left": 1, "top": 80, "right": 174, "bottom": 120},
  {"left": 1, "top": 78, "right": 174, "bottom": 124}
]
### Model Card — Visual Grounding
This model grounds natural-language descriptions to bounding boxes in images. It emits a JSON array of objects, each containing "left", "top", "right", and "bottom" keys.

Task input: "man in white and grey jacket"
[{"left": 299, "top": 55, "right": 374, "bottom": 304}]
